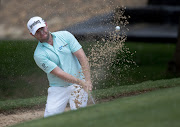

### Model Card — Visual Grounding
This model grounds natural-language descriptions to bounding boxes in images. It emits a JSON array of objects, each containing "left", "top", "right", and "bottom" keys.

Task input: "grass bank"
[{"left": 12, "top": 86, "right": 180, "bottom": 127}]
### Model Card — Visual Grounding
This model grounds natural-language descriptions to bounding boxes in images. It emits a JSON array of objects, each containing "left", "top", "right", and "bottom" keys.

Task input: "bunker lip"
[
  {"left": 0, "top": 86, "right": 177, "bottom": 127},
  {"left": 96, "top": 86, "right": 176, "bottom": 103}
]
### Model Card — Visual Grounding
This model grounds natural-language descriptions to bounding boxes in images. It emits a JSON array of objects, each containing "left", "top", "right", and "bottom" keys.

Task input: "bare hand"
[{"left": 79, "top": 80, "right": 88, "bottom": 92}]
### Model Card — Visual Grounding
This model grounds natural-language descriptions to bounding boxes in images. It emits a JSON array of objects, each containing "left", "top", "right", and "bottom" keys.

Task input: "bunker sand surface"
[{"left": 0, "top": 107, "right": 70, "bottom": 127}]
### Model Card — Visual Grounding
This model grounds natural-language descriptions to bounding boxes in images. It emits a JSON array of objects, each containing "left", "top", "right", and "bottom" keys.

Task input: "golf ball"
[{"left": 115, "top": 26, "right": 120, "bottom": 31}]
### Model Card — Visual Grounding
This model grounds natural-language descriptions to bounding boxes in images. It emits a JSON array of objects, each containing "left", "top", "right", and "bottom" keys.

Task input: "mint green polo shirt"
[{"left": 34, "top": 31, "right": 84, "bottom": 87}]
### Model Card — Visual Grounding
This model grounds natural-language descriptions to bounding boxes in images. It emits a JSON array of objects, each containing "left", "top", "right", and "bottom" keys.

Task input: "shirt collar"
[{"left": 50, "top": 32, "right": 56, "bottom": 38}]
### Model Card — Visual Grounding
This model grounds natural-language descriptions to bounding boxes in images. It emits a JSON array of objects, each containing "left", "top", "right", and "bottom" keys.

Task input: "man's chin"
[{"left": 40, "top": 35, "right": 49, "bottom": 42}]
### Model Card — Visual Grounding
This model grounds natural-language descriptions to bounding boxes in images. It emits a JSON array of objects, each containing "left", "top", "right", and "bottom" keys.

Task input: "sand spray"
[{"left": 74, "top": 7, "right": 136, "bottom": 106}]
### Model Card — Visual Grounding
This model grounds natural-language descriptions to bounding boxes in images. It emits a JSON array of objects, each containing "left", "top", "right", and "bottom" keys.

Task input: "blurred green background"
[{"left": 0, "top": 40, "right": 177, "bottom": 100}]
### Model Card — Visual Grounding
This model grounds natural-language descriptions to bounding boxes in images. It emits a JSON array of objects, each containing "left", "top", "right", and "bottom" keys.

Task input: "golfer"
[{"left": 27, "top": 16, "right": 92, "bottom": 117}]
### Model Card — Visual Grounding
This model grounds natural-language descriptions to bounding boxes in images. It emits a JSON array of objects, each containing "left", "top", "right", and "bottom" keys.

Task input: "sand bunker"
[{"left": 0, "top": 107, "right": 70, "bottom": 127}]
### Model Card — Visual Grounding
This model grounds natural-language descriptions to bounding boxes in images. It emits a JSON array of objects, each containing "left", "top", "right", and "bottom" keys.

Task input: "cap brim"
[{"left": 32, "top": 23, "right": 46, "bottom": 35}]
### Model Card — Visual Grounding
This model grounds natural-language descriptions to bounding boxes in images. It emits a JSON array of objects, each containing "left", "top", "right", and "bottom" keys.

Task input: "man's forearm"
[
  {"left": 81, "top": 58, "right": 92, "bottom": 83},
  {"left": 73, "top": 48, "right": 92, "bottom": 91},
  {"left": 50, "top": 66, "right": 85, "bottom": 87},
  {"left": 78, "top": 53, "right": 93, "bottom": 91},
  {"left": 74, "top": 49, "right": 92, "bottom": 83}
]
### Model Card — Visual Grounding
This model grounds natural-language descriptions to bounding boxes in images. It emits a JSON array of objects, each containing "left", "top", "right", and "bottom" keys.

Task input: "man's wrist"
[{"left": 76, "top": 78, "right": 84, "bottom": 86}]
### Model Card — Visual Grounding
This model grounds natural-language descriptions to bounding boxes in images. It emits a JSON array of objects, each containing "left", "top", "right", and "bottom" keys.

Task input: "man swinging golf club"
[{"left": 27, "top": 16, "right": 93, "bottom": 117}]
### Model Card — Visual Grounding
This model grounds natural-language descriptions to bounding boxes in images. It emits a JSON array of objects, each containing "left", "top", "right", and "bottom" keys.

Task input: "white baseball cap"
[{"left": 27, "top": 16, "right": 46, "bottom": 35}]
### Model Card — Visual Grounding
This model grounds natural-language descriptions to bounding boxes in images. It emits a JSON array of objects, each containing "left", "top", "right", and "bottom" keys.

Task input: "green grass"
[
  {"left": 94, "top": 77, "right": 180, "bottom": 100},
  {"left": 126, "top": 42, "right": 175, "bottom": 65},
  {"left": 0, "top": 40, "right": 40, "bottom": 77},
  {"left": 0, "top": 40, "right": 48, "bottom": 100},
  {"left": 12, "top": 86, "right": 180, "bottom": 127},
  {"left": 125, "top": 42, "right": 176, "bottom": 80},
  {"left": 0, "top": 96, "right": 46, "bottom": 112},
  {"left": 1, "top": 77, "right": 180, "bottom": 112}
]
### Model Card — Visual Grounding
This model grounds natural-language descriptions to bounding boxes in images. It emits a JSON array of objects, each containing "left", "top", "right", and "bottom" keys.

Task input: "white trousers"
[{"left": 44, "top": 84, "right": 88, "bottom": 117}]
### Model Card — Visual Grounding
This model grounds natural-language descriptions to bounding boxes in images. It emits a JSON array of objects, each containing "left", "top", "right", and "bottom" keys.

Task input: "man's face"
[{"left": 33, "top": 25, "right": 50, "bottom": 42}]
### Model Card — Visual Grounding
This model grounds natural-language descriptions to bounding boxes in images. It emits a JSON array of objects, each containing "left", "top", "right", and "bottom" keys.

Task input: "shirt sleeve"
[
  {"left": 64, "top": 31, "right": 82, "bottom": 53},
  {"left": 34, "top": 54, "right": 57, "bottom": 74}
]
